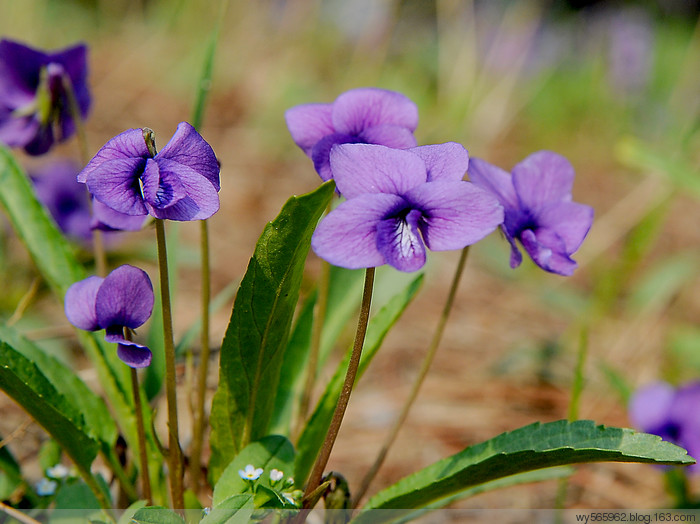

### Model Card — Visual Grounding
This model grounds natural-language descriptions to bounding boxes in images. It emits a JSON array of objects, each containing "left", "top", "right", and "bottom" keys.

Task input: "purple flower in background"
[
  {"left": 78, "top": 122, "right": 220, "bottom": 221},
  {"left": 312, "top": 143, "right": 503, "bottom": 272},
  {"left": 30, "top": 160, "right": 146, "bottom": 240},
  {"left": 65, "top": 265, "right": 154, "bottom": 368},
  {"left": 285, "top": 87, "right": 418, "bottom": 182},
  {"left": 0, "top": 39, "right": 90, "bottom": 156},
  {"left": 629, "top": 381, "right": 700, "bottom": 472},
  {"left": 469, "top": 151, "right": 593, "bottom": 276}
]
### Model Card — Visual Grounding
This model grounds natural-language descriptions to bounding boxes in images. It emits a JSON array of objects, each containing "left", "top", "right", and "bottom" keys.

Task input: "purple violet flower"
[
  {"left": 0, "top": 39, "right": 90, "bottom": 156},
  {"left": 468, "top": 151, "right": 593, "bottom": 276},
  {"left": 77, "top": 122, "right": 220, "bottom": 221},
  {"left": 311, "top": 143, "right": 504, "bottom": 272},
  {"left": 285, "top": 87, "right": 419, "bottom": 182},
  {"left": 65, "top": 265, "right": 154, "bottom": 368},
  {"left": 629, "top": 381, "right": 700, "bottom": 472}
]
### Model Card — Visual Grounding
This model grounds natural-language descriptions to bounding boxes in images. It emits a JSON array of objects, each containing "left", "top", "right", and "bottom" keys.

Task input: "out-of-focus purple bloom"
[
  {"left": 78, "top": 122, "right": 220, "bottom": 221},
  {"left": 469, "top": 151, "right": 593, "bottom": 276},
  {"left": 607, "top": 8, "right": 653, "bottom": 94},
  {"left": 0, "top": 39, "right": 90, "bottom": 156},
  {"left": 30, "top": 160, "right": 146, "bottom": 239},
  {"left": 629, "top": 381, "right": 700, "bottom": 473},
  {"left": 285, "top": 88, "right": 418, "bottom": 182},
  {"left": 312, "top": 143, "right": 503, "bottom": 272},
  {"left": 65, "top": 265, "right": 154, "bottom": 368}
]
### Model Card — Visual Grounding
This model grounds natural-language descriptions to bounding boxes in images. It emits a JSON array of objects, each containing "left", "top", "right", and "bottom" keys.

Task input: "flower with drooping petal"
[
  {"left": 285, "top": 87, "right": 419, "bottom": 182},
  {"left": 312, "top": 143, "right": 503, "bottom": 272},
  {"left": 629, "top": 381, "right": 700, "bottom": 472},
  {"left": 65, "top": 265, "right": 154, "bottom": 368},
  {"left": 0, "top": 39, "right": 90, "bottom": 155},
  {"left": 78, "top": 122, "right": 220, "bottom": 221},
  {"left": 238, "top": 464, "right": 263, "bottom": 481},
  {"left": 468, "top": 151, "right": 593, "bottom": 276}
]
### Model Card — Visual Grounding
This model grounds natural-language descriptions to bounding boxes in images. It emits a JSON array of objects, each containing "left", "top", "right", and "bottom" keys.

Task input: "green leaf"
[
  {"left": 0, "top": 146, "right": 137, "bottom": 451},
  {"left": 0, "top": 326, "right": 117, "bottom": 450},
  {"left": 132, "top": 507, "right": 185, "bottom": 524},
  {"left": 358, "top": 420, "right": 694, "bottom": 514},
  {"left": 213, "top": 435, "right": 295, "bottom": 507},
  {"left": 209, "top": 181, "right": 334, "bottom": 481},
  {"left": 271, "top": 265, "right": 366, "bottom": 436},
  {"left": 201, "top": 495, "right": 254, "bottom": 524},
  {"left": 0, "top": 341, "right": 99, "bottom": 475},
  {"left": 295, "top": 273, "right": 424, "bottom": 485}
]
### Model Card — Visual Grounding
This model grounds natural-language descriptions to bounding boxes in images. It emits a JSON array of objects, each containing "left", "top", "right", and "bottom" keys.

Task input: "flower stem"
[
  {"left": 129, "top": 365, "right": 153, "bottom": 504},
  {"left": 155, "top": 218, "right": 184, "bottom": 510},
  {"left": 302, "top": 267, "right": 375, "bottom": 509},
  {"left": 354, "top": 247, "right": 470, "bottom": 505},
  {"left": 61, "top": 73, "right": 106, "bottom": 277},
  {"left": 189, "top": 219, "right": 211, "bottom": 493}
]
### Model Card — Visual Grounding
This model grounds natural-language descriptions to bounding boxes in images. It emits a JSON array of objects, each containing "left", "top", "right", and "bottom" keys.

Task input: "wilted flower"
[
  {"left": 238, "top": 464, "right": 263, "bottom": 481},
  {"left": 65, "top": 265, "right": 154, "bottom": 368},
  {"left": 285, "top": 87, "right": 418, "bottom": 181},
  {"left": 629, "top": 381, "right": 700, "bottom": 472},
  {"left": 78, "top": 122, "right": 220, "bottom": 221},
  {"left": 312, "top": 143, "right": 503, "bottom": 272},
  {"left": 468, "top": 151, "right": 593, "bottom": 276},
  {"left": 0, "top": 39, "right": 90, "bottom": 155}
]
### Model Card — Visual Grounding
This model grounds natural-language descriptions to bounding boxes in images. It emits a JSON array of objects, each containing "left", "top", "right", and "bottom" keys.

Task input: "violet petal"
[
  {"left": 310, "top": 132, "right": 357, "bottom": 182},
  {"left": 536, "top": 201, "right": 594, "bottom": 254},
  {"left": 78, "top": 128, "right": 150, "bottom": 183},
  {"left": 519, "top": 228, "right": 577, "bottom": 276},
  {"left": 117, "top": 341, "right": 152, "bottom": 368},
  {"left": 141, "top": 158, "right": 187, "bottom": 210},
  {"left": 91, "top": 199, "right": 147, "bottom": 232},
  {"left": 64, "top": 276, "right": 103, "bottom": 331},
  {"left": 312, "top": 193, "right": 404, "bottom": 269},
  {"left": 359, "top": 124, "right": 417, "bottom": 149},
  {"left": 409, "top": 143, "right": 469, "bottom": 183},
  {"left": 376, "top": 209, "right": 426, "bottom": 272},
  {"left": 629, "top": 382, "right": 675, "bottom": 434},
  {"left": 95, "top": 265, "right": 154, "bottom": 330},
  {"left": 84, "top": 157, "right": 148, "bottom": 216},
  {"left": 156, "top": 122, "right": 220, "bottom": 191},
  {"left": 332, "top": 88, "right": 418, "bottom": 136},
  {"left": 468, "top": 157, "right": 520, "bottom": 211},
  {"left": 330, "top": 144, "right": 427, "bottom": 199},
  {"left": 512, "top": 151, "right": 575, "bottom": 211},
  {"left": 404, "top": 181, "right": 503, "bottom": 251},
  {"left": 285, "top": 103, "right": 334, "bottom": 156}
]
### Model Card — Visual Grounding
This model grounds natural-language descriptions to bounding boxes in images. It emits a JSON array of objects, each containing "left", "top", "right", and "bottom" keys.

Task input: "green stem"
[
  {"left": 189, "top": 219, "right": 210, "bottom": 494},
  {"left": 130, "top": 366, "right": 153, "bottom": 504},
  {"left": 296, "top": 258, "right": 331, "bottom": 436},
  {"left": 155, "top": 218, "right": 184, "bottom": 510},
  {"left": 302, "top": 267, "right": 375, "bottom": 509},
  {"left": 61, "top": 73, "right": 107, "bottom": 277},
  {"left": 354, "top": 247, "right": 470, "bottom": 505}
]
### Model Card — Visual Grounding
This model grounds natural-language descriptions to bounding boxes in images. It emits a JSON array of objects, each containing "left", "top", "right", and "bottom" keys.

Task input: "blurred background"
[{"left": 1, "top": 0, "right": 700, "bottom": 510}]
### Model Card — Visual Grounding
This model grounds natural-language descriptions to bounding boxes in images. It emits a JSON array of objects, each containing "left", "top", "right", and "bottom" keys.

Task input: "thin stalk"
[
  {"left": 302, "top": 267, "right": 375, "bottom": 509},
  {"left": 61, "top": 73, "right": 106, "bottom": 276},
  {"left": 129, "top": 364, "right": 153, "bottom": 504},
  {"left": 155, "top": 218, "right": 184, "bottom": 510},
  {"left": 296, "top": 258, "right": 331, "bottom": 435},
  {"left": 189, "top": 219, "right": 210, "bottom": 493},
  {"left": 354, "top": 247, "right": 470, "bottom": 505},
  {"left": 0, "top": 501, "right": 44, "bottom": 524},
  {"left": 102, "top": 448, "right": 138, "bottom": 502}
]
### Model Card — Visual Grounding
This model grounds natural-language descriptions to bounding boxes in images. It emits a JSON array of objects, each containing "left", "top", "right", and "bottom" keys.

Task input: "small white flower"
[
  {"left": 46, "top": 464, "right": 70, "bottom": 479},
  {"left": 238, "top": 464, "right": 263, "bottom": 480},
  {"left": 285, "top": 476, "right": 295, "bottom": 486},
  {"left": 269, "top": 468, "right": 284, "bottom": 482},
  {"left": 35, "top": 478, "right": 58, "bottom": 496}
]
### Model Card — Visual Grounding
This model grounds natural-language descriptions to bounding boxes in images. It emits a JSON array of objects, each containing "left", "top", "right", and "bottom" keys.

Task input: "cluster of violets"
[
  {"left": 286, "top": 87, "right": 594, "bottom": 276},
  {"left": 630, "top": 381, "right": 700, "bottom": 474}
]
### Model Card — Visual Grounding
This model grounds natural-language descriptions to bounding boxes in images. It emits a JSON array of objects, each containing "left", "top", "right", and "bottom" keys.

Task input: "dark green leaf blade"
[
  {"left": 0, "top": 341, "right": 99, "bottom": 473},
  {"left": 209, "top": 181, "right": 334, "bottom": 481},
  {"left": 295, "top": 273, "right": 424, "bottom": 485},
  {"left": 132, "top": 507, "right": 185, "bottom": 524},
  {"left": 358, "top": 419, "right": 694, "bottom": 516}
]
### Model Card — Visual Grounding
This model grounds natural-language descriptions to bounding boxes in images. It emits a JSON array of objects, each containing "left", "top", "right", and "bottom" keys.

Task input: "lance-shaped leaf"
[
  {"left": 356, "top": 419, "right": 694, "bottom": 517},
  {"left": 209, "top": 181, "right": 334, "bottom": 481},
  {"left": 0, "top": 146, "right": 136, "bottom": 449},
  {"left": 0, "top": 342, "right": 99, "bottom": 477},
  {"left": 295, "top": 273, "right": 424, "bottom": 485}
]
